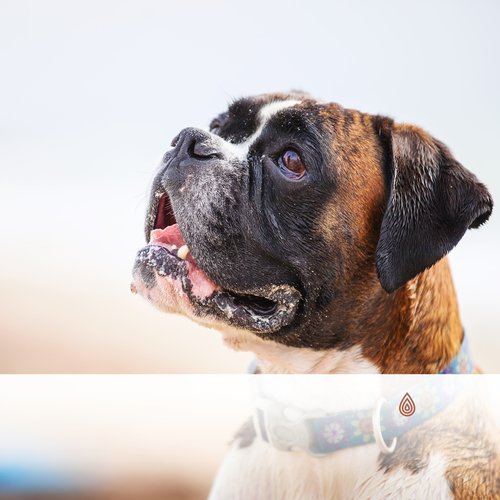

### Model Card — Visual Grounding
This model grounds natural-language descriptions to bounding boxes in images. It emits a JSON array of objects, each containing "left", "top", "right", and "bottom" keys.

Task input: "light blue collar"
[{"left": 254, "top": 379, "right": 462, "bottom": 456}]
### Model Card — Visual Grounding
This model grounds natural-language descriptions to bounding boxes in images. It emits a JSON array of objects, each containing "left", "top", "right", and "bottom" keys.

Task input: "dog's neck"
[
  {"left": 223, "top": 258, "right": 463, "bottom": 374},
  {"left": 360, "top": 257, "right": 463, "bottom": 373}
]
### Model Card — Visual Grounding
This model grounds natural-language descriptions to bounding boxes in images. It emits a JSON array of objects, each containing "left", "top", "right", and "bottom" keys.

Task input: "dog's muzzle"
[{"left": 131, "top": 126, "right": 302, "bottom": 333}]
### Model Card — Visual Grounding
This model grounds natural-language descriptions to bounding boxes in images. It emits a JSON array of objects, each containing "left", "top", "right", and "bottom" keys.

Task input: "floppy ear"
[{"left": 375, "top": 123, "right": 493, "bottom": 293}]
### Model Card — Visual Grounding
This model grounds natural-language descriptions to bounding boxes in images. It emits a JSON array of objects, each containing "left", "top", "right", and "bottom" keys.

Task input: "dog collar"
[{"left": 253, "top": 379, "right": 462, "bottom": 457}]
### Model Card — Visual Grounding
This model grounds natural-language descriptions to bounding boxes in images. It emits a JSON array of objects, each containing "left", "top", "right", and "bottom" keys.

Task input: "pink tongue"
[
  {"left": 150, "top": 224, "right": 186, "bottom": 247},
  {"left": 149, "top": 224, "right": 220, "bottom": 299}
]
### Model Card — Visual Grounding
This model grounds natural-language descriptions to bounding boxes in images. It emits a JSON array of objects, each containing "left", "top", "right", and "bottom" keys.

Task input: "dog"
[
  {"left": 131, "top": 93, "right": 498, "bottom": 498},
  {"left": 131, "top": 91, "right": 493, "bottom": 375}
]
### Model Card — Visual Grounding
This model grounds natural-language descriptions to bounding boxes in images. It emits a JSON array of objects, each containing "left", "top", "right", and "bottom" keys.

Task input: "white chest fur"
[{"left": 209, "top": 439, "right": 452, "bottom": 500}]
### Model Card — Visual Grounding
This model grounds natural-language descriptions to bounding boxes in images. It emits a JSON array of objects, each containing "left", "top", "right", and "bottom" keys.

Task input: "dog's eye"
[
  {"left": 209, "top": 119, "right": 222, "bottom": 135},
  {"left": 278, "top": 149, "right": 306, "bottom": 179}
]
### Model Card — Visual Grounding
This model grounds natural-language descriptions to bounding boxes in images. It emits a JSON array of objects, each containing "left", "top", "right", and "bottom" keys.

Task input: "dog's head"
[{"left": 132, "top": 92, "right": 492, "bottom": 349}]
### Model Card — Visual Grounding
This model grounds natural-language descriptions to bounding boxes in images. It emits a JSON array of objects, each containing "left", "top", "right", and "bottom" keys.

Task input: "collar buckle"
[{"left": 253, "top": 398, "right": 326, "bottom": 456}]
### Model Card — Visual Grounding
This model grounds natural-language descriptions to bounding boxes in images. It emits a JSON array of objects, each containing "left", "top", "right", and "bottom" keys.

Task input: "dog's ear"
[{"left": 375, "top": 121, "right": 493, "bottom": 293}]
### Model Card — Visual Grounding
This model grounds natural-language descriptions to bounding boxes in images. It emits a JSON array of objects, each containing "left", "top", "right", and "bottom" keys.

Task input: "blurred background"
[
  {"left": 0, "top": 376, "right": 254, "bottom": 499},
  {"left": 1, "top": 0, "right": 499, "bottom": 372}
]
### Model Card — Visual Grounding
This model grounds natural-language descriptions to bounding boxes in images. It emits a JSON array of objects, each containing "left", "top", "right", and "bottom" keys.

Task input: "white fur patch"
[
  {"left": 222, "top": 328, "right": 379, "bottom": 374},
  {"left": 209, "top": 440, "right": 380, "bottom": 500},
  {"left": 215, "top": 99, "right": 300, "bottom": 161}
]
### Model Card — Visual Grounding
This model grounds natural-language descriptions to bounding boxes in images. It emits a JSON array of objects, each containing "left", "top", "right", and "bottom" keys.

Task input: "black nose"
[{"left": 171, "top": 127, "right": 222, "bottom": 162}]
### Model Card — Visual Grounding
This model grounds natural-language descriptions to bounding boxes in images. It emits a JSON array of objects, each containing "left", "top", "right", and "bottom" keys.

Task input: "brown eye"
[{"left": 278, "top": 149, "right": 306, "bottom": 179}]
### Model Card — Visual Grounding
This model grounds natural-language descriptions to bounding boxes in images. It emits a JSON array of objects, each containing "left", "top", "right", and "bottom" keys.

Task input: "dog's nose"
[{"left": 171, "top": 127, "right": 222, "bottom": 162}]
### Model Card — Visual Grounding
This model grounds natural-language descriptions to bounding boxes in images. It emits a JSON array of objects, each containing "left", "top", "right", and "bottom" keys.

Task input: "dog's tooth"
[{"left": 177, "top": 245, "right": 190, "bottom": 260}]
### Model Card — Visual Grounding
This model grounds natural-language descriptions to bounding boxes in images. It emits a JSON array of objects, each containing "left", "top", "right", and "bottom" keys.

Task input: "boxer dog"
[
  {"left": 131, "top": 91, "right": 493, "bottom": 375},
  {"left": 131, "top": 93, "right": 498, "bottom": 497}
]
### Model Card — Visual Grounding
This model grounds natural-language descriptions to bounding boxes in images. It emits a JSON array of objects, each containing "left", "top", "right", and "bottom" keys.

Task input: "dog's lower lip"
[
  {"left": 217, "top": 292, "right": 278, "bottom": 317},
  {"left": 134, "top": 243, "right": 220, "bottom": 300},
  {"left": 213, "top": 284, "right": 302, "bottom": 333}
]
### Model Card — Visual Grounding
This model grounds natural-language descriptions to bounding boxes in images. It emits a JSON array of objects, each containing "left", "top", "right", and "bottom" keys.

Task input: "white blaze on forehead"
[
  {"left": 258, "top": 99, "right": 302, "bottom": 123},
  {"left": 217, "top": 99, "right": 301, "bottom": 160}
]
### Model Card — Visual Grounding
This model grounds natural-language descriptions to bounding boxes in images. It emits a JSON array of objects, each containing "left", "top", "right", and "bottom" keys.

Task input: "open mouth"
[{"left": 134, "top": 191, "right": 301, "bottom": 333}]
